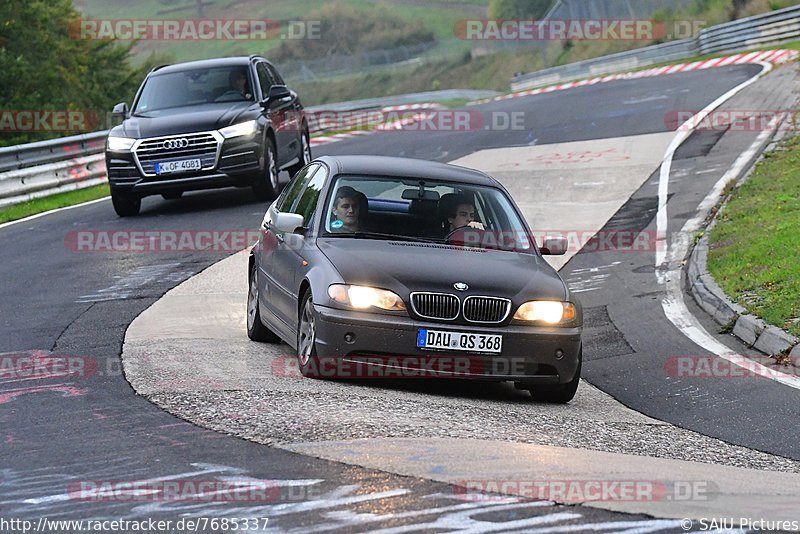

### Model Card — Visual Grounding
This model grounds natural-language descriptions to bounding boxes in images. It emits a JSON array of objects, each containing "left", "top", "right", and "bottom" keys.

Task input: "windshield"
[
  {"left": 133, "top": 66, "right": 255, "bottom": 114},
  {"left": 321, "top": 175, "right": 534, "bottom": 252}
]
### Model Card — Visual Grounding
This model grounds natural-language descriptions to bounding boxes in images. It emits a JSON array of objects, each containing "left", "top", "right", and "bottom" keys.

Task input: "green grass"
[
  {"left": 294, "top": 47, "right": 542, "bottom": 106},
  {"left": 707, "top": 134, "right": 800, "bottom": 338},
  {"left": 76, "top": 0, "right": 488, "bottom": 65},
  {"left": 0, "top": 184, "right": 109, "bottom": 224}
]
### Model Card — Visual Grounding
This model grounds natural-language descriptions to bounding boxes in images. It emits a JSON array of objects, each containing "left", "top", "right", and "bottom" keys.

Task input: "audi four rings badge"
[{"left": 162, "top": 138, "right": 189, "bottom": 150}]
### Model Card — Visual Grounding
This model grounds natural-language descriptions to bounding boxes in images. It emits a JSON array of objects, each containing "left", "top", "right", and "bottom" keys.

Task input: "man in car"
[
  {"left": 446, "top": 195, "right": 485, "bottom": 233},
  {"left": 224, "top": 68, "right": 250, "bottom": 100},
  {"left": 330, "top": 186, "right": 364, "bottom": 232}
]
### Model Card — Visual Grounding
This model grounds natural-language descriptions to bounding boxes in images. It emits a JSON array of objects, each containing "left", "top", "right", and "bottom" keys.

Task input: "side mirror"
[
  {"left": 273, "top": 212, "right": 304, "bottom": 234},
  {"left": 112, "top": 102, "right": 129, "bottom": 118},
  {"left": 261, "top": 85, "right": 291, "bottom": 107},
  {"left": 540, "top": 236, "right": 567, "bottom": 256}
]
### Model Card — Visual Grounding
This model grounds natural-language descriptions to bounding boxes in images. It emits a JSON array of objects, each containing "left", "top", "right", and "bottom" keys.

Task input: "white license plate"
[
  {"left": 155, "top": 158, "right": 201, "bottom": 174},
  {"left": 417, "top": 329, "right": 502, "bottom": 353}
]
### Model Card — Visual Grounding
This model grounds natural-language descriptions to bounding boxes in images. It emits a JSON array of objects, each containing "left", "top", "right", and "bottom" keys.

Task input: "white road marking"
[
  {"left": 655, "top": 61, "right": 772, "bottom": 272},
  {"left": 22, "top": 463, "right": 244, "bottom": 505},
  {"left": 655, "top": 61, "right": 800, "bottom": 390},
  {"left": 0, "top": 196, "right": 109, "bottom": 231},
  {"left": 520, "top": 520, "right": 684, "bottom": 533}
]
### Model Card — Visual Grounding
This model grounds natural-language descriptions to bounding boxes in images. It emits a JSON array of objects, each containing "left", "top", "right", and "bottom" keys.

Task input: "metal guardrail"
[
  {"left": 511, "top": 5, "right": 800, "bottom": 91},
  {"left": 0, "top": 89, "right": 502, "bottom": 208},
  {"left": 0, "top": 131, "right": 109, "bottom": 207},
  {"left": 697, "top": 5, "right": 800, "bottom": 55}
]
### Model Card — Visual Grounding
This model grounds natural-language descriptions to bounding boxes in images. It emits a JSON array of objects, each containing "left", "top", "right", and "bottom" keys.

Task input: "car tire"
[
  {"left": 525, "top": 348, "right": 581, "bottom": 403},
  {"left": 296, "top": 289, "right": 322, "bottom": 378},
  {"left": 111, "top": 190, "right": 141, "bottom": 217},
  {"left": 253, "top": 137, "right": 280, "bottom": 201},
  {"left": 247, "top": 262, "right": 281, "bottom": 343},
  {"left": 287, "top": 127, "right": 311, "bottom": 178},
  {"left": 162, "top": 191, "right": 183, "bottom": 200}
]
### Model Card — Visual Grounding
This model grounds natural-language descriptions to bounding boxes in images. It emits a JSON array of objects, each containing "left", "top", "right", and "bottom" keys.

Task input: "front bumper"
[
  {"left": 313, "top": 304, "right": 582, "bottom": 384},
  {"left": 105, "top": 136, "right": 262, "bottom": 197}
]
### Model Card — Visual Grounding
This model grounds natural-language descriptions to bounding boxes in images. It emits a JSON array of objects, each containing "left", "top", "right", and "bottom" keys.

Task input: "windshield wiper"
[{"left": 347, "top": 231, "right": 443, "bottom": 244}]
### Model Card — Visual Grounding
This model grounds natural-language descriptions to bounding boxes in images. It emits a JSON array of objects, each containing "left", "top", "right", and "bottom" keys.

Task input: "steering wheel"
[
  {"left": 445, "top": 226, "right": 487, "bottom": 247},
  {"left": 215, "top": 90, "right": 245, "bottom": 102}
]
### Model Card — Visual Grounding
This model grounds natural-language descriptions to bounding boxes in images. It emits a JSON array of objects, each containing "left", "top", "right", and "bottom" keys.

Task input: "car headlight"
[
  {"left": 219, "top": 120, "right": 258, "bottom": 139},
  {"left": 106, "top": 136, "right": 135, "bottom": 152},
  {"left": 514, "top": 301, "right": 576, "bottom": 324},
  {"left": 328, "top": 284, "right": 406, "bottom": 311}
]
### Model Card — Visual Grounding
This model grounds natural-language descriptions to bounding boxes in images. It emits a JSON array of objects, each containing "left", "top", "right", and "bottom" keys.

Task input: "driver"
[
  {"left": 330, "top": 186, "right": 363, "bottom": 233},
  {"left": 447, "top": 195, "right": 485, "bottom": 232},
  {"left": 228, "top": 68, "right": 250, "bottom": 98}
]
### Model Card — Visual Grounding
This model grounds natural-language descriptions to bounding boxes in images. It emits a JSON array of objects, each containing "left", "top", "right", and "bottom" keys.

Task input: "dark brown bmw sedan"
[{"left": 247, "top": 155, "right": 583, "bottom": 402}]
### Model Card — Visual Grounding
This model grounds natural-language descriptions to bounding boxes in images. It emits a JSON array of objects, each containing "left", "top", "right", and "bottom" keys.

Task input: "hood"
[
  {"left": 121, "top": 103, "right": 254, "bottom": 138},
  {"left": 318, "top": 238, "right": 567, "bottom": 302}
]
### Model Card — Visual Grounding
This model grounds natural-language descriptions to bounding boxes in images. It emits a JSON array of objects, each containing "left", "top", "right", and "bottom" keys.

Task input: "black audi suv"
[{"left": 105, "top": 56, "right": 311, "bottom": 216}]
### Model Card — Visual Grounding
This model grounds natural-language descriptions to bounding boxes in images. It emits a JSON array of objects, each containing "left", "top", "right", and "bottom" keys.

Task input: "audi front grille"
[
  {"left": 410, "top": 292, "right": 459, "bottom": 321},
  {"left": 463, "top": 296, "right": 511, "bottom": 324},
  {"left": 133, "top": 132, "right": 221, "bottom": 176}
]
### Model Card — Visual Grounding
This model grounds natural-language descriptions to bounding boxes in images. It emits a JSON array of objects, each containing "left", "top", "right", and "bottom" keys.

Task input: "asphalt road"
[{"left": 1, "top": 63, "right": 795, "bottom": 530}]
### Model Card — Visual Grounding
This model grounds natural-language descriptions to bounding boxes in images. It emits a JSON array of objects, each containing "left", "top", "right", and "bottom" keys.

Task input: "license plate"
[
  {"left": 417, "top": 329, "right": 502, "bottom": 353},
  {"left": 155, "top": 158, "right": 201, "bottom": 174}
]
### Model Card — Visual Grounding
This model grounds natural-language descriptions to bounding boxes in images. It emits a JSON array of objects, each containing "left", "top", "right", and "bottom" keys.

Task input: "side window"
[
  {"left": 256, "top": 62, "right": 274, "bottom": 98},
  {"left": 291, "top": 166, "right": 328, "bottom": 226},
  {"left": 266, "top": 63, "right": 285, "bottom": 86},
  {"left": 277, "top": 164, "right": 317, "bottom": 212}
]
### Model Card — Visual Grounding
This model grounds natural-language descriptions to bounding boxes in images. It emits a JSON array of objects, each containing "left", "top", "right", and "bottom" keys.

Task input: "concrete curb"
[{"left": 686, "top": 135, "right": 800, "bottom": 362}]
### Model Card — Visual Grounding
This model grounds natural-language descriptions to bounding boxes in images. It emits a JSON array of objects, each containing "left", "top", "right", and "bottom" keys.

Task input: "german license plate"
[
  {"left": 155, "top": 158, "right": 201, "bottom": 174},
  {"left": 417, "top": 329, "right": 502, "bottom": 353}
]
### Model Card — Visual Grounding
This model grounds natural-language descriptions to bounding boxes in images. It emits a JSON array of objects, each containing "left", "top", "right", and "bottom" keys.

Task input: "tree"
[
  {"left": 489, "top": 0, "right": 553, "bottom": 19},
  {"left": 0, "top": 0, "right": 143, "bottom": 146}
]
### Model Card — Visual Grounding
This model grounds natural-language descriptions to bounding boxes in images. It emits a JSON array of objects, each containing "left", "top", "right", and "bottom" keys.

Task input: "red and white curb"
[{"left": 470, "top": 49, "right": 798, "bottom": 105}]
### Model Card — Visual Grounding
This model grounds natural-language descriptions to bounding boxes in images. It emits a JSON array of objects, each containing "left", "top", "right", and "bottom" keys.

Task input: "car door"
[
  {"left": 258, "top": 164, "right": 317, "bottom": 326},
  {"left": 256, "top": 61, "right": 294, "bottom": 167},
  {"left": 271, "top": 164, "right": 328, "bottom": 327},
  {"left": 267, "top": 62, "right": 303, "bottom": 159}
]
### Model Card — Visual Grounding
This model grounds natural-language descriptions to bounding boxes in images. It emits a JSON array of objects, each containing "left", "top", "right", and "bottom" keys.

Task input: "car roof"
[
  {"left": 153, "top": 56, "right": 259, "bottom": 76},
  {"left": 317, "top": 155, "right": 498, "bottom": 187}
]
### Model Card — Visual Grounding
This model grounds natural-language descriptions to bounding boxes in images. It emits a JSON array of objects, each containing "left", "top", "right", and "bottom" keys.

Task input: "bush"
[{"left": 0, "top": 0, "right": 143, "bottom": 147}]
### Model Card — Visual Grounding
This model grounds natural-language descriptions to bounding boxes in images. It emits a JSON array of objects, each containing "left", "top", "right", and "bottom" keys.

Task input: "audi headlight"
[
  {"left": 328, "top": 284, "right": 406, "bottom": 311},
  {"left": 219, "top": 120, "right": 258, "bottom": 139},
  {"left": 514, "top": 301, "right": 576, "bottom": 324},
  {"left": 106, "top": 136, "right": 135, "bottom": 152}
]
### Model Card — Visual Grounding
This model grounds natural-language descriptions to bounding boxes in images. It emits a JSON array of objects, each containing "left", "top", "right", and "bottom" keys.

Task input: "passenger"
[{"left": 330, "top": 186, "right": 364, "bottom": 232}]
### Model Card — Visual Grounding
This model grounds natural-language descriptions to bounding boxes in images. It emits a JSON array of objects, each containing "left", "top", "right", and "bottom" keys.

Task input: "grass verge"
[
  {"left": 0, "top": 184, "right": 110, "bottom": 224},
  {"left": 707, "top": 134, "right": 800, "bottom": 337}
]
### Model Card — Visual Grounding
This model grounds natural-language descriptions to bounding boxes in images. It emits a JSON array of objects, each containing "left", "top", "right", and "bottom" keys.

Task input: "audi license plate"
[
  {"left": 417, "top": 329, "right": 502, "bottom": 353},
  {"left": 155, "top": 159, "right": 201, "bottom": 174}
]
